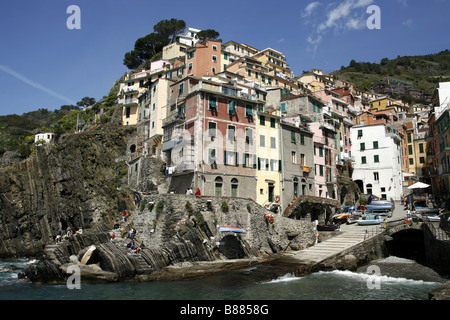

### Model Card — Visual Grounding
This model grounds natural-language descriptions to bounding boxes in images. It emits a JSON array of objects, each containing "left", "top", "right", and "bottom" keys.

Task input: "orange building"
[{"left": 186, "top": 40, "right": 222, "bottom": 77}]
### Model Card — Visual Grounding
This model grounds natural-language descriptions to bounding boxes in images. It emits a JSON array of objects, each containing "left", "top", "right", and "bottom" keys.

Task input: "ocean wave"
[
  {"left": 259, "top": 273, "right": 301, "bottom": 284},
  {"left": 318, "top": 269, "right": 440, "bottom": 286}
]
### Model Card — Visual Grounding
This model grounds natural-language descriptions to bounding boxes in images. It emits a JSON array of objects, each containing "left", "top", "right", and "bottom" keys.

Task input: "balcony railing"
[{"left": 123, "top": 98, "right": 138, "bottom": 106}]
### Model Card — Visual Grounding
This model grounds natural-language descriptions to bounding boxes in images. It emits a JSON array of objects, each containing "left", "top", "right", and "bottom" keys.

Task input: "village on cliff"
[{"left": 38, "top": 27, "right": 450, "bottom": 214}]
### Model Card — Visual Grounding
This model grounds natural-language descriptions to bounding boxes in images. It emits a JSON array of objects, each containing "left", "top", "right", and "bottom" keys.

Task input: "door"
[
  {"left": 215, "top": 183, "right": 222, "bottom": 197},
  {"left": 268, "top": 184, "right": 274, "bottom": 202},
  {"left": 231, "top": 184, "right": 238, "bottom": 197}
]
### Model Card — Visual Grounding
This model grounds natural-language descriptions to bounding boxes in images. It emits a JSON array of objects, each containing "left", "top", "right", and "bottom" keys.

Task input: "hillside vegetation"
[{"left": 333, "top": 49, "right": 450, "bottom": 95}]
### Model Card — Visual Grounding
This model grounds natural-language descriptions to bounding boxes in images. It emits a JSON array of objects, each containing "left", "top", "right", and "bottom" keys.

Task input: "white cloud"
[
  {"left": 304, "top": 0, "right": 374, "bottom": 54},
  {"left": 302, "top": 2, "right": 321, "bottom": 18},
  {"left": 397, "top": 0, "right": 408, "bottom": 7},
  {"left": 403, "top": 18, "right": 413, "bottom": 27},
  {"left": 0, "top": 65, "right": 76, "bottom": 105}
]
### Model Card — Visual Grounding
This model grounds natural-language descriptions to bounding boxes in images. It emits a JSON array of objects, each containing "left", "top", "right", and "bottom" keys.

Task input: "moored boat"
[{"left": 356, "top": 214, "right": 385, "bottom": 226}]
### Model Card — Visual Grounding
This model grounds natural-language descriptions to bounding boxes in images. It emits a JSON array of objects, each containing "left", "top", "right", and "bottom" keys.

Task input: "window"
[
  {"left": 270, "top": 159, "right": 278, "bottom": 171},
  {"left": 224, "top": 151, "right": 238, "bottom": 166},
  {"left": 248, "top": 70, "right": 252, "bottom": 77},
  {"left": 260, "top": 135, "right": 265, "bottom": 147},
  {"left": 407, "top": 133, "right": 412, "bottom": 143},
  {"left": 358, "top": 129, "right": 363, "bottom": 137},
  {"left": 260, "top": 116, "right": 265, "bottom": 126},
  {"left": 300, "top": 134, "right": 305, "bottom": 145},
  {"left": 362, "top": 156, "right": 367, "bottom": 164},
  {"left": 243, "top": 153, "right": 257, "bottom": 168},
  {"left": 319, "top": 147, "right": 323, "bottom": 157},
  {"left": 419, "top": 143, "right": 424, "bottom": 154},
  {"left": 212, "top": 55, "right": 217, "bottom": 63},
  {"left": 188, "top": 62, "right": 193, "bottom": 70},
  {"left": 373, "top": 172, "right": 379, "bottom": 181},
  {"left": 208, "top": 148, "right": 217, "bottom": 165},
  {"left": 245, "top": 128, "right": 253, "bottom": 144},
  {"left": 408, "top": 145, "right": 413, "bottom": 155},
  {"left": 291, "top": 131, "right": 296, "bottom": 143},
  {"left": 373, "top": 141, "right": 379, "bottom": 149},
  {"left": 227, "top": 125, "right": 236, "bottom": 141},
  {"left": 187, "top": 51, "right": 194, "bottom": 59},
  {"left": 281, "top": 103, "right": 286, "bottom": 112},
  {"left": 209, "top": 96, "right": 217, "bottom": 110},
  {"left": 178, "top": 84, "right": 184, "bottom": 94},
  {"left": 409, "top": 158, "right": 414, "bottom": 165},
  {"left": 291, "top": 151, "right": 297, "bottom": 164},
  {"left": 245, "top": 104, "right": 253, "bottom": 117},
  {"left": 270, "top": 118, "right": 276, "bottom": 128},
  {"left": 223, "top": 53, "right": 228, "bottom": 60},
  {"left": 374, "top": 155, "right": 380, "bottom": 163},
  {"left": 208, "top": 122, "right": 217, "bottom": 137},
  {"left": 270, "top": 137, "right": 276, "bottom": 149},
  {"left": 360, "top": 143, "right": 365, "bottom": 151},
  {"left": 319, "top": 165, "right": 324, "bottom": 176},
  {"left": 228, "top": 100, "right": 236, "bottom": 115},
  {"left": 420, "top": 157, "right": 425, "bottom": 164}
]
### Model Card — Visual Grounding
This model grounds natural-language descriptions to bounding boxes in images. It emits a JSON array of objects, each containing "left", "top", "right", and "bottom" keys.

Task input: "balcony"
[
  {"left": 123, "top": 98, "right": 138, "bottom": 106},
  {"left": 165, "top": 162, "right": 195, "bottom": 175},
  {"left": 162, "top": 112, "right": 186, "bottom": 127},
  {"left": 122, "top": 86, "right": 138, "bottom": 94},
  {"left": 319, "top": 120, "right": 337, "bottom": 133}
]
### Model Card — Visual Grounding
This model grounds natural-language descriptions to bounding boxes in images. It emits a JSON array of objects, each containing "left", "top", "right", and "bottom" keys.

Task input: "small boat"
[
  {"left": 347, "top": 215, "right": 360, "bottom": 224},
  {"left": 357, "top": 214, "right": 385, "bottom": 226},
  {"left": 365, "top": 204, "right": 394, "bottom": 211},
  {"left": 332, "top": 213, "right": 350, "bottom": 224},
  {"left": 370, "top": 200, "right": 393, "bottom": 206},
  {"left": 415, "top": 207, "right": 440, "bottom": 214},
  {"left": 219, "top": 226, "right": 247, "bottom": 234},
  {"left": 317, "top": 224, "right": 340, "bottom": 231},
  {"left": 426, "top": 215, "right": 441, "bottom": 222}
]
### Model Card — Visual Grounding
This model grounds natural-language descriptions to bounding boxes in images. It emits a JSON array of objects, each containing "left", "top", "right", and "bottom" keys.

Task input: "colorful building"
[{"left": 162, "top": 75, "right": 259, "bottom": 199}]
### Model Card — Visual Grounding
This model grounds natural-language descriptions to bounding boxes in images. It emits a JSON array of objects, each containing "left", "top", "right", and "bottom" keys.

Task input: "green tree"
[
  {"left": 76, "top": 97, "right": 96, "bottom": 109},
  {"left": 153, "top": 18, "right": 186, "bottom": 42},
  {"left": 123, "top": 18, "right": 186, "bottom": 70},
  {"left": 196, "top": 29, "right": 220, "bottom": 43}
]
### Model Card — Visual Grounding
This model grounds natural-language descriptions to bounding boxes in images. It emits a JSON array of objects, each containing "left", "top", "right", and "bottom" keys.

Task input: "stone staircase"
[{"left": 284, "top": 229, "right": 380, "bottom": 264}]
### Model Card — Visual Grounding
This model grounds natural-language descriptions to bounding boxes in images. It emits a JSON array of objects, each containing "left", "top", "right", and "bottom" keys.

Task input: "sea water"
[{"left": 0, "top": 256, "right": 446, "bottom": 300}]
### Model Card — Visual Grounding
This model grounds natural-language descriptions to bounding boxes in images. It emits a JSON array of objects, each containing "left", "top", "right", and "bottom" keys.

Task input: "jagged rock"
[{"left": 80, "top": 245, "right": 96, "bottom": 265}]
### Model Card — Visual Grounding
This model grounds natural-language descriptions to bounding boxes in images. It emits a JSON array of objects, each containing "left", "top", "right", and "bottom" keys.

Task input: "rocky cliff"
[
  {"left": 25, "top": 194, "right": 318, "bottom": 284},
  {"left": 0, "top": 124, "right": 137, "bottom": 258},
  {"left": 0, "top": 123, "right": 320, "bottom": 284}
]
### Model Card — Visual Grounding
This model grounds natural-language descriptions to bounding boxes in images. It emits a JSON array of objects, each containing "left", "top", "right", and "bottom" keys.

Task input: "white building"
[
  {"left": 350, "top": 124, "right": 404, "bottom": 201},
  {"left": 35, "top": 132, "right": 55, "bottom": 144},
  {"left": 175, "top": 27, "right": 201, "bottom": 47}
]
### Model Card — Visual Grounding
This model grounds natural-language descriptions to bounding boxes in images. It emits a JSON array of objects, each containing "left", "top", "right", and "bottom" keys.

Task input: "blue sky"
[{"left": 0, "top": 0, "right": 449, "bottom": 116}]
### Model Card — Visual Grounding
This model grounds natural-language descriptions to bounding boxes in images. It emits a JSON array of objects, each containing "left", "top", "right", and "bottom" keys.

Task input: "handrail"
[{"left": 422, "top": 216, "right": 450, "bottom": 241}]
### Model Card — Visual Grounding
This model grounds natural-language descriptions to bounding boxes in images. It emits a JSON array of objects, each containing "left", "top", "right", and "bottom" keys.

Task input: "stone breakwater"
[{"left": 25, "top": 195, "right": 321, "bottom": 284}]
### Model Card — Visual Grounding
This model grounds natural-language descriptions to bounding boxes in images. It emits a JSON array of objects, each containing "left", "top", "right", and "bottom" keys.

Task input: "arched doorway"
[
  {"left": 215, "top": 177, "right": 223, "bottom": 197},
  {"left": 231, "top": 178, "right": 238, "bottom": 197}
]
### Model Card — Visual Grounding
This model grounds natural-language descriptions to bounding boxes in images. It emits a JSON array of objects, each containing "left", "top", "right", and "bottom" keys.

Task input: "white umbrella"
[{"left": 407, "top": 182, "right": 430, "bottom": 189}]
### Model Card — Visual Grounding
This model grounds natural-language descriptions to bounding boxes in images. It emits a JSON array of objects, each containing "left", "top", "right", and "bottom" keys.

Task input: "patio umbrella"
[{"left": 407, "top": 182, "right": 430, "bottom": 189}]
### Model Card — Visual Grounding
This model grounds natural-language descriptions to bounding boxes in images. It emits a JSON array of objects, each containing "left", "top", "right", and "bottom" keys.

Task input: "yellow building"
[
  {"left": 256, "top": 107, "right": 282, "bottom": 210},
  {"left": 252, "top": 48, "right": 292, "bottom": 78},
  {"left": 118, "top": 71, "right": 149, "bottom": 126},
  {"left": 369, "top": 97, "right": 407, "bottom": 111}
]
